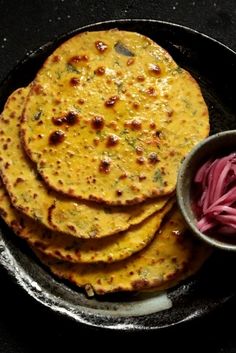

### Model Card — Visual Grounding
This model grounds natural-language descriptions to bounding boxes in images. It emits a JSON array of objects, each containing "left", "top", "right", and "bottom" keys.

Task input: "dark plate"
[{"left": 0, "top": 19, "right": 236, "bottom": 331}]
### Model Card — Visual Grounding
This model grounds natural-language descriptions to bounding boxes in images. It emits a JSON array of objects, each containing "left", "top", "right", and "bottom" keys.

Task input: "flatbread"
[
  {"left": 21, "top": 29, "right": 209, "bottom": 205},
  {"left": 144, "top": 242, "right": 211, "bottom": 293},
  {"left": 0, "top": 87, "right": 169, "bottom": 238},
  {"left": 0, "top": 177, "right": 174, "bottom": 263},
  {"left": 33, "top": 208, "right": 209, "bottom": 295}
]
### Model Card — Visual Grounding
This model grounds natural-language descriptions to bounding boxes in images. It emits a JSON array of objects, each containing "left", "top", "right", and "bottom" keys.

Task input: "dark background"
[{"left": 0, "top": 0, "right": 236, "bottom": 352}]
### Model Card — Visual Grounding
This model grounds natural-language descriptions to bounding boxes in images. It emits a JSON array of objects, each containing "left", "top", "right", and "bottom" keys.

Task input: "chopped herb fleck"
[
  {"left": 86, "top": 74, "right": 94, "bottom": 82},
  {"left": 182, "top": 98, "right": 191, "bottom": 109},
  {"left": 120, "top": 129, "right": 129, "bottom": 136},
  {"left": 115, "top": 81, "right": 123, "bottom": 94},
  {"left": 96, "top": 130, "right": 106, "bottom": 140},
  {"left": 55, "top": 71, "right": 62, "bottom": 79},
  {"left": 114, "top": 41, "right": 135, "bottom": 57},
  {"left": 114, "top": 60, "right": 121, "bottom": 67},
  {"left": 21, "top": 193, "right": 31, "bottom": 202},
  {"left": 153, "top": 170, "right": 164, "bottom": 185},
  {"left": 32, "top": 111, "right": 42, "bottom": 121},
  {"left": 175, "top": 66, "right": 183, "bottom": 74},
  {"left": 125, "top": 136, "right": 136, "bottom": 149},
  {"left": 120, "top": 129, "right": 137, "bottom": 149},
  {"left": 73, "top": 106, "right": 81, "bottom": 113},
  {"left": 112, "top": 178, "right": 120, "bottom": 187},
  {"left": 66, "top": 63, "right": 81, "bottom": 74},
  {"left": 32, "top": 212, "right": 43, "bottom": 222}
]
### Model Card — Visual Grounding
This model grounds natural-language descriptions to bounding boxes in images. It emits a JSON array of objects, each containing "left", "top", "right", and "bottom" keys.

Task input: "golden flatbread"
[
  {"left": 21, "top": 30, "right": 209, "bottom": 205},
  {"left": 145, "top": 242, "right": 211, "bottom": 293},
  {"left": 0, "top": 87, "right": 169, "bottom": 238},
  {"left": 33, "top": 208, "right": 210, "bottom": 295},
  {"left": 0, "top": 177, "right": 174, "bottom": 263}
]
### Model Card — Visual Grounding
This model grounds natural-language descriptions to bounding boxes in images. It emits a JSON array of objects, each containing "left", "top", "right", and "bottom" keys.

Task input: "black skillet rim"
[{"left": 0, "top": 19, "right": 236, "bottom": 332}]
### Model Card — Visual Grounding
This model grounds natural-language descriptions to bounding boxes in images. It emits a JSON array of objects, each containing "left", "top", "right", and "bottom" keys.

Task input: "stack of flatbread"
[{"left": 0, "top": 30, "right": 210, "bottom": 296}]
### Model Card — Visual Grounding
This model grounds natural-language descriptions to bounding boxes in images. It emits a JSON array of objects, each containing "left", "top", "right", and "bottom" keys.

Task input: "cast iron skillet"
[{"left": 0, "top": 19, "right": 236, "bottom": 331}]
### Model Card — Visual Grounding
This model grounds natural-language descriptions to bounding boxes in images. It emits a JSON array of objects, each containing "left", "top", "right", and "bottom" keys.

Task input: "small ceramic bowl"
[{"left": 177, "top": 130, "right": 236, "bottom": 251}]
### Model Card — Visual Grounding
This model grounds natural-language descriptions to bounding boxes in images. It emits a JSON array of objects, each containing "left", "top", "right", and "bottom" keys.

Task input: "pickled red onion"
[{"left": 194, "top": 153, "right": 236, "bottom": 235}]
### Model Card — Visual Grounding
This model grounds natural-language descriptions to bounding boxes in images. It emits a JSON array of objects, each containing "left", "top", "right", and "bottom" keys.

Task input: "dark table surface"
[{"left": 0, "top": 0, "right": 236, "bottom": 351}]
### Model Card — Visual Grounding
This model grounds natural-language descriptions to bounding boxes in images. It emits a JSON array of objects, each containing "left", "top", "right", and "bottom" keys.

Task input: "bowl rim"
[{"left": 177, "top": 130, "right": 236, "bottom": 251}]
